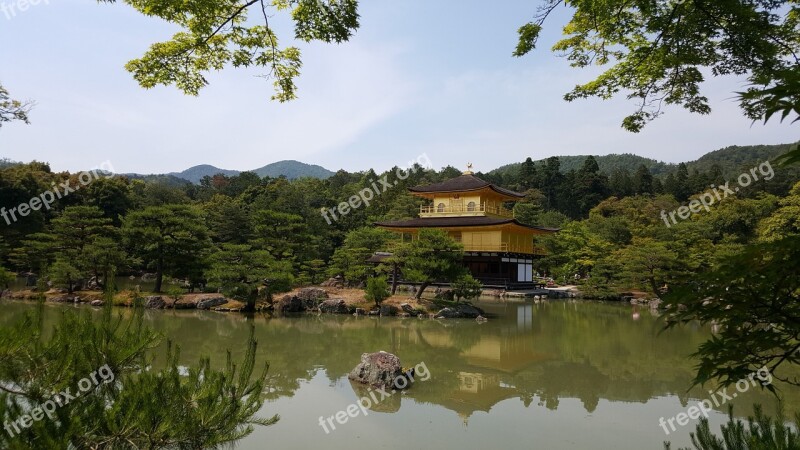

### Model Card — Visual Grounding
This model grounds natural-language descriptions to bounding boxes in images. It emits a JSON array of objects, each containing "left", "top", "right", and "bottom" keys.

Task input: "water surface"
[{"left": 3, "top": 300, "right": 795, "bottom": 449}]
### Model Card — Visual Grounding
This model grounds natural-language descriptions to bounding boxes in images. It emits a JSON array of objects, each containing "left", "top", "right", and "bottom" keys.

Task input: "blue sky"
[{"left": 0, "top": 0, "right": 796, "bottom": 175}]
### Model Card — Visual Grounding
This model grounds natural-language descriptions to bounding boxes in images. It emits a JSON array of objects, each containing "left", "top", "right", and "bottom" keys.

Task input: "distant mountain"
[
  {"left": 252, "top": 160, "right": 334, "bottom": 180},
  {"left": 685, "top": 142, "right": 798, "bottom": 177},
  {"left": 137, "top": 160, "right": 335, "bottom": 184},
  {"left": 488, "top": 142, "right": 799, "bottom": 179},
  {"left": 167, "top": 165, "right": 240, "bottom": 184},
  {"left": 490, "top": 153, "right": 673, "bottom": 178}
]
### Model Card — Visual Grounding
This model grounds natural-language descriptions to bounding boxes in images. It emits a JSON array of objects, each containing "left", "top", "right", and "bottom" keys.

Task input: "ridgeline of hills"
[
  {"left": 0, "top": 158, "right": 336, "bottom": 184},
  {"left": 3, "top": 142, "right": 797, "bottom": 185},
  {"left": 488, "top": 142, "right": 799, "bottom": 179},
  {"left": 130, "top": 160, "right": 336, "bottom": 184}
]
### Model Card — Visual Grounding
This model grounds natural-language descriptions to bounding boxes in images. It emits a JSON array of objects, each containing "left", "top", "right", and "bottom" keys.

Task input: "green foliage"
[
  {"left": 329, "top": 227, "right": 393, "bottom": 284},
  {"left": 740, "top": 67, "right": 800, "bottom": 126},
  {"left": 0, "top": 83, "right": 32, "bottom": 127},
  {"left": 130, "top": 179, "right": 192, "bottom": 207},
  {"left": 0, "top": 265, "right": 14, "bottom": 289},
  {"left": 513, "top": 22, "right": 542, "bottom": 57},
  {"left": 451, "top": 274, "right": 482, "bottom": 302},
  {"left": 48, "top": 259, "right": 82, "bottom": 294},
  {"left": 516, "top": 0, "right": 800, "bottom": 131},
  {"left": 776, "top": 144, "right": 800, "bottom": 167},
  {"left": 101, "top": 0, "right": 359, "bottom": 101},
  {"left": 208, "top": 243, "right": 293, "bottom": 311},
  {"left": 301, "top": 259, "right": 326, "bottom": 285},
  {"left": 252, "top": 209, "right": 312, "bottom": 263},
  {"left": 0, "top": 303, "right": 276, "bottom": 448},
  {"left": 493, "top": 153, "right": 673, "bottom": 180},
  {"left": 758, "top": 181, "right": 800, "bottom": 242},
  {"left": 665, "top": 405, "right": 800, "bottom": 450},
  {"left": 203, "top": 194, "right": 253, "bottom": 244},
  {"left": 394, "top": 229, "right": 464, "bottom": 300},
  {"left": 122, "top": 205, "right": 212, "bottom": 293},
  {"left": 615, "top": 238, "right": 679, "bottom": 296},
  {"left": 364, "top": 276, "right": 389, "bottom": 307},
  {"left": 79, "top": 176, "right": 133, "bottom": 224},
  {"left": 664, "top": 236, "right": 800, "bottom": 388},
  {"left": 83, "top": 236, "right": 130, "bottom": 288}
]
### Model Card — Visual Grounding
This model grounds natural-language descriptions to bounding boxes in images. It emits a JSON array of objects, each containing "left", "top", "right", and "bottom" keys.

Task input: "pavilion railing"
[{"left": 419, "top": 203, "right": 513, "bottom": 218}]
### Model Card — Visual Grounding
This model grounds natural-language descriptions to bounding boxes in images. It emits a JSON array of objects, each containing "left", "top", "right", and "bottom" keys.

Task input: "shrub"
[
  {"left": 665, "top": 405, "right": 800, "bottom": 450},
  {"left": 365, "top": 276, "right": 390, "bottom": 308},
  {"left": 452, "top": 274, "right": 482, "bottom": 302}
]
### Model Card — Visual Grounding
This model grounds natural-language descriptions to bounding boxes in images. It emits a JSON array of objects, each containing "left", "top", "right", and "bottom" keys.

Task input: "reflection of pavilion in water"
[
  {"left": 421, "top": 305, "right": 549, "bottom": 424},
  {"left": 446, "top": 372, "right": 518, "bottom": 425}
]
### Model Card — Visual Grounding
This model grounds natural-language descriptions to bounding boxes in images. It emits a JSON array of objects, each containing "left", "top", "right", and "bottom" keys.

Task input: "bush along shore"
[
  {"left": 0, "top": 282, "right": 495, "bottom": 320},
  {"left": 0, "top": 272, "right": 671, "bottom": 320}
]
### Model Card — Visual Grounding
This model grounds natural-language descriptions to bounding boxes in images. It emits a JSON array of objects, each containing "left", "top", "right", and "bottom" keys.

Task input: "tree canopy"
[
  {"left": 100, "top": 0, "right": 360, "bottom": 101},
  {"left": 0, "top": 84, "right": 32, "bottom": 127},
  {"left": 515, "top": 0, "right": 800, "bottom": 131},
  {"left": 0, "top": 303, "right": 276, "bottom": 448}
]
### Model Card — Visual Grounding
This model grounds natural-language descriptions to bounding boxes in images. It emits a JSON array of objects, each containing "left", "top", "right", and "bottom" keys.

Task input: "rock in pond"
[
  {"left": 348, "top": 351, "right": 410, "bottom": 390},
  {"left": 434, "top": 303, "right": 485, "bottom": 319}
]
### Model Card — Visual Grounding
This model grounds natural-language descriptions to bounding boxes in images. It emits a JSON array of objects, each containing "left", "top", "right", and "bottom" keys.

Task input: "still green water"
[{"left": 2, "top": 299, "right": 796, "bottom": 449}]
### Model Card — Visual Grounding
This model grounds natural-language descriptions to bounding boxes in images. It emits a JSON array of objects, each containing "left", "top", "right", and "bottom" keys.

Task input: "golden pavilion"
[{"left": 375, "top": 167, "right": 558, "bottom": 289}]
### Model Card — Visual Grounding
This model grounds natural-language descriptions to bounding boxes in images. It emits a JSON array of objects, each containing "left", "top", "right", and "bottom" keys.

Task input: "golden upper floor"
[{"left": 410, "top": 173, "right": 524, "bottom": 219}]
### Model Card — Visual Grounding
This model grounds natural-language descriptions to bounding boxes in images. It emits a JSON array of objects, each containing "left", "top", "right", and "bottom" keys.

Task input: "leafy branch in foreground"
[
  {"left": 663, "top": 235, "right": 800, "bottom": 389},
  {"left": 0, "top": 301, "right": 276, "bottom": 449},
  {"left": 665, "top": 405, "right": 800, "bottom": 450},
  {"left": 515, "top": 0, "right": 800, "bottom": 132},
  {"left": 0, "top": 83, "right": 33, "bottom": 127},
  {"left": 100, "top": 0, "right": 359, "bottom": 101}
]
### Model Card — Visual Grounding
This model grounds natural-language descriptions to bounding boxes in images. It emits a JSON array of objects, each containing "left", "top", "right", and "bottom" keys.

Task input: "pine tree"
[
  {"left": 633, "top": 164, "right": 654, "bottom": 195},
  {"left": 518, "top": 157, "right": 537, "bottom": 190},
  {"left": 0, "top": 302, "right": 276, "bottom": 448}
]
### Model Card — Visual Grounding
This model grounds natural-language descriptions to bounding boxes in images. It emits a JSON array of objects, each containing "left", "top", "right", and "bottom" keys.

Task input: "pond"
[{"left": 2, "top": 299, "right": 795, "bottom": 449}]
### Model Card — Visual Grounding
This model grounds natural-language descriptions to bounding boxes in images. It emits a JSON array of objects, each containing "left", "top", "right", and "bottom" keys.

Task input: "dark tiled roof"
[
  {"left": 375, "top": 216, "right": 559, "bottom": 232},
  {"left": 409, "top": 174, "right": 525, "bottom": 198}
]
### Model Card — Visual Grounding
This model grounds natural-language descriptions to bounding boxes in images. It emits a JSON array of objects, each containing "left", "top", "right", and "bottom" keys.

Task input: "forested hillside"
[
  {"left": 1, "top": 141, "right": 798, "bottom": 299},
  {"left": 687, "top": 143, "right": 799, "bottom": 176},
  {"left": 491, "top": 154, "right": 671, "bottom": 179},
  {"left": 489, "top": 142, "right": 798, "bottom": 184}
]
